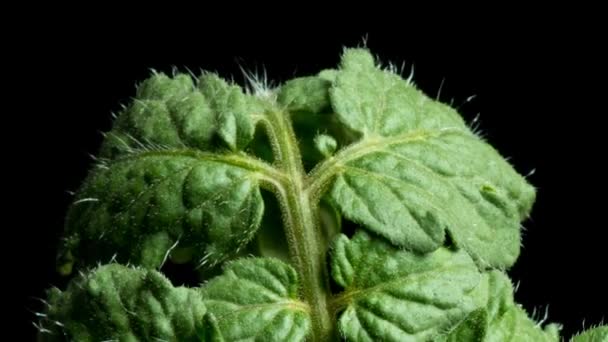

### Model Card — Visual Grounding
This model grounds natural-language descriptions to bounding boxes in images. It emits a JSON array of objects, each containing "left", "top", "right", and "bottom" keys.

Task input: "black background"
[{"left": 9, "top": 14, "right": 606, "bottom": 340}]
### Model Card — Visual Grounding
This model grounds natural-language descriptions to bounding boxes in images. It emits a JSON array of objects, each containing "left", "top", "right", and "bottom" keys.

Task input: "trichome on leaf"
[{"left": 37, "top": 48, "right": 606, "bottom": 341}]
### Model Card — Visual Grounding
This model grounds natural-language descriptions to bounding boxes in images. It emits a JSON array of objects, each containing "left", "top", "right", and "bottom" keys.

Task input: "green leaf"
[
  {"left": 327, "top": 48, "right": 535, "bottom": 267},
  {"left": 438, "top": 271, "right": 561, "bottom": 342},
  {"left": 472, "top": 270, "right": 516, "bottom": 324},
  {"left": 201, "top": 258, "right": 311, "bottom": 341},
  {"left": 315, "top": 134, "right": 338, "bottom": 157},
  {"left": 332, "top": 47, "right": 464, "bottom": 137},
  {"left": 202, "top": 313, "right": 226, "bottom": 342},
  {"left": 277, "top": 76, "right": 332, "bottom": 114},
  {"left": 61, "top": 154, "right": 264, "bottom": 270},
  {"left": 436, "top": 309, "right": 488, "bottom": 341},
  {"left": 59, "top": 72, "right": 268, "bottom": 272},
  {"left": 572, "top": 326, "right": 608, "bottom": 342},
  {"left": 318, "top": 69, "right": 338, "bottom": 82},
  {"left": 100, "top": 72, "right": 257, "bottom": 158},
  {"left": 37, "top": 264, "right": 210, "bottom": 341},
  {"left": 330, "top": 231, "right": 481, "bottom": 341},
  {"left": 199, "top": 73, "right": 257, "bottom": 151},
  {"left": 484, "top": 307, "right": 560, "bottom": 342},
  {"left": 436, "top": 271, "right": 512, "bottom": 341}
]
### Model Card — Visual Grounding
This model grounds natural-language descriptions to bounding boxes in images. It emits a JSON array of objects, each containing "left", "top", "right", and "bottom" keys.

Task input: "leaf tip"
[{"left": 340, "top": 47, "right": 376, "bottom": 71}]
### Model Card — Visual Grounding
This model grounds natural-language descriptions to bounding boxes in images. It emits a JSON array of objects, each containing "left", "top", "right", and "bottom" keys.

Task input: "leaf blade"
[
  {"left": 199, "top": 73, "right": 256, "bottom": 150},
  {"left": 437, "top": 271, "right": 561, "bottom": 342},
  {"left": 60, "top": 72, "right": 271, "bottom": 272},
  {"left": 38, "top": 264, "right": 209, "bottom": 342},
  {"left": 331, "top": 231, "right": 481, "bottom": 341},
  {"left": 572, "top": 326, "right": 608, "bottom": 342},
  {"left": 201, "top": 258, "right": 311, "bottom": 341},
  {"left": 277, "top": 76, "right": 332, "bottom": 114},
  {"left": 325, "top": 49, "right": 535, "bottom": 267},
  {"left": 101, "top": 72, "right": 257, "bottom": 158},
  {"left": 60, "top": 150, "right": 265, "bottom": 271}
]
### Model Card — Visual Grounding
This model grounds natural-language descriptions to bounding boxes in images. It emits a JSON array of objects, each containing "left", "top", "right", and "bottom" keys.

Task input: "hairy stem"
[{"left": 263, "top": 109, "right": 335, "bottom": 341}]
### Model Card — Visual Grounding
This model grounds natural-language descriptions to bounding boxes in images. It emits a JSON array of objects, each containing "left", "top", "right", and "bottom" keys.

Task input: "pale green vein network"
[
  {"left": 201, "top": 258, "right": 312, "bottom": 341},
  {"left": 330, "top": 231, "right": 481, "bottom": 341},
  {"left": 46, "top": 47, "right": 552, "bottom": 342},
  {"left": 307, "top": 49, "right": 535, "bottom": 268}
]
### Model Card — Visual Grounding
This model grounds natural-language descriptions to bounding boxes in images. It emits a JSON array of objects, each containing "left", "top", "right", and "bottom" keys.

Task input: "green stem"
[{"left": 263, "top": 109, "right": 335, "bottom": 341}]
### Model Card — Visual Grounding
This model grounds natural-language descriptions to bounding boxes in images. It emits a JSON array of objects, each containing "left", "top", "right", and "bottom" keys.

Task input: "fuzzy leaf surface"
[
  {"left": 38, "top": 264, "right": 210, "bottom": 341},
  {"left": 201, "top": 258, "right": 311, "bottom": 341},
  {"left": 326, "top": 49, "right": 535, "bottom": 267},
  {"left": 59, "top": 73, "right": 267, "bottom": 271},
  {"left": 331, "top": 231, "right": 481, "bottom": 341}
]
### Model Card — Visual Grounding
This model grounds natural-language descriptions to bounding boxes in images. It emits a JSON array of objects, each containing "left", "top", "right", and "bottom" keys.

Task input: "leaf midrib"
[
  {"left": 306, "top": 126, "right": 469, "bottom": 198},
  {"left": 109, "top": 148, "right": 288, "bottom": 185},
  {"left": 329, "top": 262, "right": 473, "bottom": 313},
  {"left": 204, "top": 299, "right": 310, "bottom": 320}
]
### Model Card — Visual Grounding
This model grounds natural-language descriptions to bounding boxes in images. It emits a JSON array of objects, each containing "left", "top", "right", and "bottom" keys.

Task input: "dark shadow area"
[{"left": 159, "top": 261, "right": 205, "bottom": 288}]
